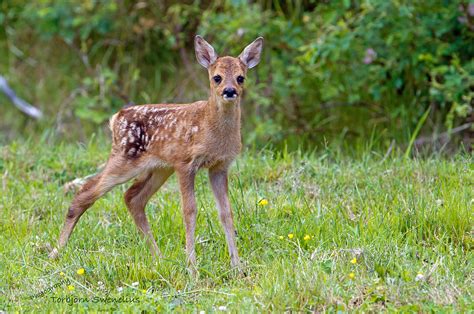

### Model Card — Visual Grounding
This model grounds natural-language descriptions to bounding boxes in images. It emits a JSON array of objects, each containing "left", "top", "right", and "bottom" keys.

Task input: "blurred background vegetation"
[{"left": 0, "top": 0, "right": 473, "bottom": 153}]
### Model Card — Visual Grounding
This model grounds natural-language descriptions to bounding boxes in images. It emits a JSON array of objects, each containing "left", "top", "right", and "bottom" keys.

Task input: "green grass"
[{"left": 1, "top": 138, "right": 473, "bottom": 312}]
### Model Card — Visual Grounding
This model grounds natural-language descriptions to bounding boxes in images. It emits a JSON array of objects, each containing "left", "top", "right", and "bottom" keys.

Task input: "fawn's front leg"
[
  {"left": 209, "top": 167, "right": 240, "bottom": 268},
  {"left": 176, "top": 168, "right": 197, "bottom": 268}
]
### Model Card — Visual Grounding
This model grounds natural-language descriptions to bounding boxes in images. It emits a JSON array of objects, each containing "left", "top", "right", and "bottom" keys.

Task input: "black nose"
[{"left": 222, "top": 88, "right": 238, "bottom": 98}]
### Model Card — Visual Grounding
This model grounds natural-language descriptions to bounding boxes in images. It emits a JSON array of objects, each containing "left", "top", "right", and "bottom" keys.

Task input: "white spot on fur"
[{"left": 169, "top": 117, "right": 177, "bottom": 127}]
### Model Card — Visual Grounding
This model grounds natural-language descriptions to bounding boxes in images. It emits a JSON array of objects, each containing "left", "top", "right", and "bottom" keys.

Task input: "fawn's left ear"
[
  {"left": 195, "top": 35, "right": 218, "bottom": 68},
  {"left": 239, "top": 37, "right": 264, "bottom": 69}
]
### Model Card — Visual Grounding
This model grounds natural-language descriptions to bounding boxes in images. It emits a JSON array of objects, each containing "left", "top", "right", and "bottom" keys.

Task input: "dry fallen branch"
[
  {"left": 63, "top": 164, "right": 105, "bottom": 194},
  {"left": 0, "top": 75, "right": 43, "bottom": 119},
  {"left": 63, "top": 174, "right": 96, "bottom": 194},
  {"left": 414, "top": 123, "right": 473, "bottom": 148}
]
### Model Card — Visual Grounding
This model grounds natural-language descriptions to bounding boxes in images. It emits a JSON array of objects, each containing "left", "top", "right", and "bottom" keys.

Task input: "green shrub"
[{"left": 1, "top": 0, "right": 472, "bottom": 150}]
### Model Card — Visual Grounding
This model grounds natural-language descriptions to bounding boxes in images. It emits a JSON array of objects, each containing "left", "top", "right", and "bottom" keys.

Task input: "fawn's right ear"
[{"left": 195, "top": 35, "right": 218, "bottom": 68}]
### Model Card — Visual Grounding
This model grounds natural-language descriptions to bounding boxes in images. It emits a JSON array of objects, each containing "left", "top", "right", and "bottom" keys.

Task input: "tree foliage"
[{"left": 1, "top": 0, "right": 472, "bottom": 150}]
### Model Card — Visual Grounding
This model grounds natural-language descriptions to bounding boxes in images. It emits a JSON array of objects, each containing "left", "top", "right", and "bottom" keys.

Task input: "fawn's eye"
[
  {"left": 237, "top": 75, "right": 245, "bottom": 84},
  {"left": 213, "top": 75, "right": 222, "bottom": 84}
]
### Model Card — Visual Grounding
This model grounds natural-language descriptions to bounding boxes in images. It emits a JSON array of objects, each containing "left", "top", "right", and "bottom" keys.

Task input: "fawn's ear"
[
  {"left": 239, "top": 37, "right": 264, "bottom": 69},
  {"left": 195, "top": 35, "right": 218, "bottom": 68}
]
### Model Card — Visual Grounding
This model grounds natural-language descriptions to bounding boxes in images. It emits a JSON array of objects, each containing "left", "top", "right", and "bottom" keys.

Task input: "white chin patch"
[{"left": 223, "top": 95, "right": 238, "bottom": 101}]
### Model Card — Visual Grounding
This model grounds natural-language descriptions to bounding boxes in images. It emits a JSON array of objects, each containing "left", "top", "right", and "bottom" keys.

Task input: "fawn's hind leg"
[
  {"left": 124, "top": 168, "right": 173, "bottom": 258},
  {"left": 49, "top": 155, "right": 145, "bottom": 259}
]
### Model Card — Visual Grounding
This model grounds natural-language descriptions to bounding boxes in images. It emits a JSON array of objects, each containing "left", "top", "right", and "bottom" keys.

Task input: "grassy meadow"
[
  {"left": 1, "top": 1, "right": 473, "bottom": 312},
  {"left": 0, "top": 137, "right": 472, "bottom": 312}
]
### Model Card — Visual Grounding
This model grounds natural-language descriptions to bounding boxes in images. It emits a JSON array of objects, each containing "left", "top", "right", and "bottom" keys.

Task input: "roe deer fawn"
[{"left": 49, "top": 35, "right": 264, "bottom": 270}]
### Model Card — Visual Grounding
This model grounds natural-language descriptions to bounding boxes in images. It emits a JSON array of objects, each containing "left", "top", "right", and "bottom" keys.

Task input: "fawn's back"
[{"left": 109, "top": 99, "right": 240, "bottom": 172}]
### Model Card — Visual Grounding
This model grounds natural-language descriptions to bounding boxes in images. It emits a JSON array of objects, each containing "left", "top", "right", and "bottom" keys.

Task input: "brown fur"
[{"left": 49, "top": 36, "right": 264, "bottom": 270}]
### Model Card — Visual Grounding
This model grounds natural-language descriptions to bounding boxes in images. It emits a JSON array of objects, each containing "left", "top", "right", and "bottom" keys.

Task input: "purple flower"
[
  {"left": 468, "top": 3, "right": 474, "bottom": 16},
  {"left": 363, "top": 48, "right": 377, "bottom": 64}
]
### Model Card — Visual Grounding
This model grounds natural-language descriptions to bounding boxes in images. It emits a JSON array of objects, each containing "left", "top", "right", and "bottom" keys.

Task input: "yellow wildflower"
[
  {"left": 59, "top": 271, "right": 65, "bottom": 277},
  {"left": 288, "top": 233, "right": 294, "bottom": 239},
  {"left": 351, "top": 257, "right": 357, "bottom": 264},
  {"left": 67, "top": 285, "right": 75, "bottom": 291},
  {"left": 258, "top": 199, "right": 269, "bottom": 206},
  {"left": 278, "top": 235, "right": 284, "bottom": 240},
  {"left": 77, "top": 268, "right": 85, "bottom": 275},
  {"left": 348, "top": 272, "right": 355, "bottom": 280},
  {"left": 303, "top": 234, "right": 311, "bottom": 241},
  {"left": 142, "top": 289, "right": 147, "bottom": 294}
]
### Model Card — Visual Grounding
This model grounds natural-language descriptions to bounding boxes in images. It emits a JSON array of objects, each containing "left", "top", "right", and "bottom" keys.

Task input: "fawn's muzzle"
[{"left": 222, "top": 88, "right": 238, "bottom": 99}]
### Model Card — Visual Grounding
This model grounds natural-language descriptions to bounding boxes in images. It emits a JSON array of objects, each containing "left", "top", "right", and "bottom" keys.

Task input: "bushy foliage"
[{"left": 1, "top": 0, "right": 472, "bottom": 150}]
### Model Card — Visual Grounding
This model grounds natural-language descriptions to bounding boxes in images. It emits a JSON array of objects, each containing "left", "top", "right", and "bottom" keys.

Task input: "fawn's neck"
[{"left": 206, "top": 95, "right": 241, "bottom": 135}]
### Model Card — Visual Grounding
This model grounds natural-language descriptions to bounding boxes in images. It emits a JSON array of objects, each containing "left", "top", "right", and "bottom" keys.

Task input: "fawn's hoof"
[
  {"left": 152, "top": 250, "right": 164, "bottom": 260},
  {"left": 231, "top": 260, "right": 247, "bottom": 276},
  {"left": 48, "top": 248, "right": 59, "bottom": 259},
  {"left": 187, "top": 265, "right": 199, "bottom": 278}
]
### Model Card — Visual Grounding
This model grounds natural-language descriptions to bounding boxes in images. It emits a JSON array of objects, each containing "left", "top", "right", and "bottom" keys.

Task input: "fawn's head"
[{"left": 195, "top": 35, "right": 263, "bottom": 103}]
